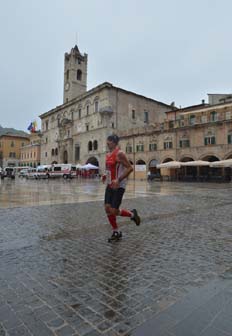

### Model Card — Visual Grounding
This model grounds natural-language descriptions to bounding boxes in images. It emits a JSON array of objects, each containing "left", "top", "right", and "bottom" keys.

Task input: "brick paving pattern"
[{"left": 0, "top": 180, "right": 232, "bottom": 335}]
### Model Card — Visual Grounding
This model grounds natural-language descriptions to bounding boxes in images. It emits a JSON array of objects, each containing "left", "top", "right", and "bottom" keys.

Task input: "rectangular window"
[
  {"left": 75, "top": 146, "right": 80, "bottom": 161},
  {"left": 45, "top": 120, "right": 49, "bottom": 131},
  {"left": 94, "top": 101, "right": 98, "bottom": 113},
  {"left": 78, "top": 109, "right": 81, "bottom": 119},
  {"left": 169, "top": 121, "right": 174, "bottom": 128},
  {"left": 86, "top": 105, "right": 89, "bottom": 115},
  {"left": 144, "top": 111, "right": 149, "bottom": 123},
  {"left": 11, "top": 141, "right": 14, "bottom": 147},
  {"left": 179, "top": 140, "right": 190, "bottom": 148},
  {"left": 201, "top": 115, "right": 207, "bottom": 123},
  {"left": 226, "top": 111, "right": 231, "bottom": 120},
  {"left": 210, "top": 111, "right": 218, "bottom": 122},
  {"left": 132, "top": 109, "right": 135, "bottom": 119},
  {"left": 136, "top": 144, "right": 144, "bottom": 152},
  {"left": 164, "top": 142, "right": 173, "bottom": 149},
  {"left": 86, "top": 125, "right": 89, "bottom": 131},
  {"left": 189, "top": 115, "right": 195, "bottom": 125},
  {"left": 149, "top": 143, "right": 157, "bottom": 151},
  {"left": 228, "top": 134, "right": 232, "bottom": 144},
  {"left": 204, "top": 136, "right": 216, "bottom": 145},
  {"left": 126, "top": 146, "right": 132, "bottom": 153}
]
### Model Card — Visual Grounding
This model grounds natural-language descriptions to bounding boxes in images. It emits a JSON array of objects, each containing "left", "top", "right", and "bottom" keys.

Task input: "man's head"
[{"left": 107, "top": 134, "right": 119, "bottom": 151}]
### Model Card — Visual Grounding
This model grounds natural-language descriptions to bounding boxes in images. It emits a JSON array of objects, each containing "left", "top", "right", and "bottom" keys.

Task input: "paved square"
[{"left": 0, "top": 179, "right": 232, "bottom": 335}]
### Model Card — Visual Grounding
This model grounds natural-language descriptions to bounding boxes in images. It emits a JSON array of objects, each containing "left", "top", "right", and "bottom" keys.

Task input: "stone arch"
[
  {"left": 162, "top": 157, "right": 175, "bottom": 163},
  {"left": 224, "top": 152, "right": 232, "bottom": 160},
  {"left": 179, "top": 156, "right": 194, "bottom": 162},
  {"left": 197, "top": 154, "right": 220, "bottom": 181},
  {"left": 148, "top": 159, "right": 159, "bottom": 175},
  {"left": 136, "top": 159, "right": 146, "bottom": 165},
  {"left": 199, "top": 154, "right": 220, "bottom": 162},
  {"left": 86, "top": 157, "right": 99, "bottom": 166}
]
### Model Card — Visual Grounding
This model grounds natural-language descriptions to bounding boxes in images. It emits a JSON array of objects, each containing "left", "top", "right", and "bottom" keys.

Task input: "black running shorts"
[{"left": 104, "top": 186, "right": 125, "bottom": 209}]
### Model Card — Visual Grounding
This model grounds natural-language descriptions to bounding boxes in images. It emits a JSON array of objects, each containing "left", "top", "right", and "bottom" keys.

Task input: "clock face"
[{"left": 65, "top": 82, "right": 70, "bottom": 91}]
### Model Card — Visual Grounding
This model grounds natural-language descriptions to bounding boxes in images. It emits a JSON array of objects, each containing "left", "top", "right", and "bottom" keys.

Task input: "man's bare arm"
[{"left": 117, "top": 151, "right": 133, "bottom": 182}]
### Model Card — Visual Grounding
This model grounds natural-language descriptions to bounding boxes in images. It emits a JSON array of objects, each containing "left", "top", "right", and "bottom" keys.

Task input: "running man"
[{"left": 102, "top": 134, "right": 141, "bottom": 241}]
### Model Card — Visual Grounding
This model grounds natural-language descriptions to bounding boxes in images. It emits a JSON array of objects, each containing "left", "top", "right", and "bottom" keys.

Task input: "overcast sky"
[{"left": 0, "top": 0, "right": 232, "bottom": 131}]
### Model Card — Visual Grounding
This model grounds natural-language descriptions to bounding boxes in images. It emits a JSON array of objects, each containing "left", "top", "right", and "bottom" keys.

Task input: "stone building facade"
[
  {"left": 118, "top": 99, "right": 232, "bottom": 179},
  {"left": 20, "top": 132, "right": 42, "bottom": 167},
  {"left": 0, "top": 134, "right": 29, "bottom": 168},
  {"left": 39, "top": 46, "right": 171, "bottom": 170}
]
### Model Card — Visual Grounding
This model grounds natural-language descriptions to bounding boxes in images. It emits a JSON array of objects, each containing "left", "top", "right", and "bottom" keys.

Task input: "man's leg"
[{"left": 112, "top": 188, "right": 141, "bottom": 226}]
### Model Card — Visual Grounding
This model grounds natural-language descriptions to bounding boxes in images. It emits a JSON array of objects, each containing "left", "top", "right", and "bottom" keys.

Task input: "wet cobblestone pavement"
[{"left": 0, "top": 179, "right": 232, "bottom": 335}]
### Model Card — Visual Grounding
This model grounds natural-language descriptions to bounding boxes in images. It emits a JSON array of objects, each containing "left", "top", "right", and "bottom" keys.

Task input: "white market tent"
[
  {"left": 157, "top": 161, "right": 182, "bottom": 169},
  {"left": 157, "top": 160, "right": 211, "bottom": 169},
  {"left": 181, "top": 160, "right": 210, "bottom": 167},
  {"left": 81, "top": 163, "right": 99, "bottom": 170},
  {"left": 210, "top": 159, "right": 232, "bottom": 168}
]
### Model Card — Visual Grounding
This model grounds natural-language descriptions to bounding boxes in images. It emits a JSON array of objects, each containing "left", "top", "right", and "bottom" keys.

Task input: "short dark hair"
[{"left": 107, "top": 134, "right": 119, "bottom": 144}]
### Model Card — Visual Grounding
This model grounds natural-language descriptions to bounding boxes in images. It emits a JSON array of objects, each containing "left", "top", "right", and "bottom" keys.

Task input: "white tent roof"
[
  {"left": 81, "top": 163, "right": 99, "bottom": 170},
  {"left": 181, "top": 160, "right": 210, "bottom": 166},
  {"left": 157, "top": 161, "right": 182, "bottom": 169},
  {"left": 210, "top": 159, "right": 232, "bottom": 167}
]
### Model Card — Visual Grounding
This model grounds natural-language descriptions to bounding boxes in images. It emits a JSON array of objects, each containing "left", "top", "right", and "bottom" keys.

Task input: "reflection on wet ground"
[
  {"left": 0, "top": 178, "right": 232, "bottom": 335},
  {"left": 1, "top": 177, "right": 232, "bottom": 208}
]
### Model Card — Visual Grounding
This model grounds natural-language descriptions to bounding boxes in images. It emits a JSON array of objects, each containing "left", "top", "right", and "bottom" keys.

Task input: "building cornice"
[{"left": 39, "top": 82, "right": 172, "bottom": 120}]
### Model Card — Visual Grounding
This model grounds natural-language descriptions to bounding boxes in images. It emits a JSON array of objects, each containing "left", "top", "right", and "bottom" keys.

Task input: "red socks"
[
  {"left": 120, "top": 209, "right": 132, "bottom": 217},
  {"left": 108, "top": 210, "right": 132, "bottom": 230},
  {"left": 107, "top": 214, "right": 118, "bottom": 230}
]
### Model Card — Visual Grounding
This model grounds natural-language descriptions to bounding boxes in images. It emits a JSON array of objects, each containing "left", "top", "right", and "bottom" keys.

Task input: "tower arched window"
[
  {"left": 77, "top": 69, "right": 82, "bottom": 80},
  {"left": 55, "top": 148, "right": 58, "bottom": 156},
  {"left": 51, "top": 149, "right": 55, "bottom": 156},
  {"left": 88, "top": 141, "right": 92, "bottom": 151},
  {"left": 66, "top": 70, "right": 69, "bottom": 80},
  {"left": 93, "top": 140, "right": 98, "bottom": 150}
]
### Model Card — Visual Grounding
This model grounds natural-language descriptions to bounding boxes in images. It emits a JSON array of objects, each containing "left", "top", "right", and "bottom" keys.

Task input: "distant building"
[
  {"left": 20, "top": 132, "right": 42, "bottom": 167},
  {"left": 39, "top": 45, "right": 171, "bottom": 169},
  {"left": 0, "top": 134, "right": 30, "bottom": 168},
  {"left": 118, "top": 98, "right": 232, "bottom": 180}
]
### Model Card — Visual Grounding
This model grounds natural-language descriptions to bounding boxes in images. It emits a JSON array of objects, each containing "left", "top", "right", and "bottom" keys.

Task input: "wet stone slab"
[{"left": 0, "top": 180, "right": 232, "bottom": 335}]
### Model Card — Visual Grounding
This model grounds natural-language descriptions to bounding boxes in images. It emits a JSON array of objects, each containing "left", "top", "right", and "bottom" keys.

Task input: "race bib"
[{"left": 105, "top": 170, "right": 111, "bottom": 185}]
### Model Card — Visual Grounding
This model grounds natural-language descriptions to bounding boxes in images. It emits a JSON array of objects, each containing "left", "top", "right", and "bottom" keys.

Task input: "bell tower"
[{"left": 63, "top": 45, "right": 88, "bottom": 103}]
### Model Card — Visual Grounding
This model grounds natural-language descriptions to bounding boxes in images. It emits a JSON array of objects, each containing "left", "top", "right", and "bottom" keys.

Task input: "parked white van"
[
  {"left": 47, "top": 164, "right": 77, "bottom": 179},
  {"left": 35, "top": 165, "right": 51, "bottom": 179},
  {"left": 25, "top": 168, "right": 37, "bottom": 179}
]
